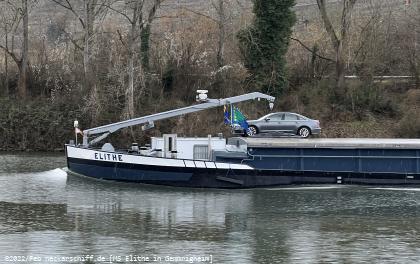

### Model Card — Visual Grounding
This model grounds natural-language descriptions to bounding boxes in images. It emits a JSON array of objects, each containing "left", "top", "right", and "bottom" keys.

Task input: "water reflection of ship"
[
  {"left": 64, "top": 174, "right": 254, "bottom": 240},
  {"left": 0, "top": 193, "right": 251, "bottom": 254},
  {"left": 6, "top": 174, "right": 420, "bottom": 263}
]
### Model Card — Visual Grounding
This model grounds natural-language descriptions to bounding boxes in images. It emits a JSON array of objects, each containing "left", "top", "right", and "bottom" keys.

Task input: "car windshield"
[{"left": 258, "top": 114, "right": 275, "bottom": 120}]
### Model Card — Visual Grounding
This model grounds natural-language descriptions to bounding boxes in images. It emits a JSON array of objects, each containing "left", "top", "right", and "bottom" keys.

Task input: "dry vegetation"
[{"left": 0, "top": 0, "right": 419, "bottom": 150}]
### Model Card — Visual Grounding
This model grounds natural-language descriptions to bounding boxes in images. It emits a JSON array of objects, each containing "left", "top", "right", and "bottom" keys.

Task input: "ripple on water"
[
  {"left": 1, "top": 154, "right": 420, "bottom": 263},
  {"left": 370, "top": 187, "right": 420, "bottom": 192},
  {"left": 264, "top": 185, "right": 348, "bottom": 191}
]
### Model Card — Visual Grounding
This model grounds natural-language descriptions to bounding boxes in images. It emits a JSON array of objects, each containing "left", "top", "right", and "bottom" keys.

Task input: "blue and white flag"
[{"left": 232, "top": 107, "right": 249, "bottom": 130}]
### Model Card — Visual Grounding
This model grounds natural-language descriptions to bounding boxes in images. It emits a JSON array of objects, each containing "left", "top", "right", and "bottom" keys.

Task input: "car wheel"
[
  {"left": 298, "top": 127, "right": 311, "bottom": 138},
  {"left": 246, "top": 126, "right": 258, "bottom": 137}
]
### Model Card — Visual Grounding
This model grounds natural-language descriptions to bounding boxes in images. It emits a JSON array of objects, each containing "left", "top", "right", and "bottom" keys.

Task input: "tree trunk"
[
  {"left": 216, "top": 0, "right": 226, "bottom": 68},
  {"left": 17, "top": 0, "right": 29, "bottom": 99},
  {"left": 83, "top": 0, "right": 92, "bottom": 91},
  {"left": 310, "top": 44, "right": 318, "bottom": 80},
  {"left": 112, "top": 0, "right": 162, "bottom": 119},
  {"left": 83, "top": 0, "right": 101, "bottom": 122},
  {"left": 316, "top": 0, "right": 356, "bottom": 95},
  {"left": 126, "top": 22, "right": 136, "bottom": 119},
  {"left": 4, "top": 24, "right": 9, "bottom": 97},
  {"left": 335, "top": 41, "right": 345, "bottom": 96},
  {"left": 416, "top": 0, "right": 420, "bottom": 88},
  {"left": 83, "top": 38, "right": 90, "bottom": 88}
]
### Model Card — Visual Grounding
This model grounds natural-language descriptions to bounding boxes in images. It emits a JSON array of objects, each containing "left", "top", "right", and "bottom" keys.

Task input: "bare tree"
[
  {"left": 182, "top": 0, "right": 232, "bottom": 68},
  {"left": 50, "top": 0, "right": 109, "bottom": 92},
  {"left": 108, "top": 0, "right": 163, "bottom": 118},
  {"left": 3, "top": 21, "right": 8, "bottom": 96},
  {"left": 316, "top": 0, "right": 357, "bottom": 96},
  {"left": 212, "top": 0, "right": 226, "bottom": 68},
  {"left": 20, "top": 0, "right": 29, "bottom": 98},
  {"left": 0, "top": 2, "right": 19, "bottom": 96},
  {"left": 0, "top": 0, "right": 31, "bottom": 99},
  {"left": 403, "top": 1, "right": 420, "bottom": 88}
]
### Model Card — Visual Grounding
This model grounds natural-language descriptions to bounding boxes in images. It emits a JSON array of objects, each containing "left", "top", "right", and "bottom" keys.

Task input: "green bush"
[
  {"left": 396, "top": 110, "right": 420, "bottom": 138},
  {"left": 344, "top": 81, "right": 398, "bottom": 119},
  {"left": 0, "top": 98, "right": 89, "bottom": 151}
]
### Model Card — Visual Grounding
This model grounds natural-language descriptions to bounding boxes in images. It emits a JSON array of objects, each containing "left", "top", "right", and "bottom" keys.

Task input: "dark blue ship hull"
[
  {"left": 66, "top": 161, "right": 420, "bottom": 189},
  {"left": 66, "top": 140, "right": 420, "bottom": 188}
]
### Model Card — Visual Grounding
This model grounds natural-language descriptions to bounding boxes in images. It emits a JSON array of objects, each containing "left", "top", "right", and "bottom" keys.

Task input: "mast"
[{"left": 82, "top": 91, "right": 275, "bottom": 146}]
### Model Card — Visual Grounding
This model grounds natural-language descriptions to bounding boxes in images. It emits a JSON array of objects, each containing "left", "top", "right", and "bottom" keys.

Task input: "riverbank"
[
  {"left": 0, "top": 88, "right": 415, "bottom": 154},
  {"left": 1, "top": 82, "right": 419, "bottom": 152}
]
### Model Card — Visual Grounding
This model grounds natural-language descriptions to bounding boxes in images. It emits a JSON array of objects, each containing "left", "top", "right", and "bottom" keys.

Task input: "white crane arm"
[{"left": 82, "top": 92, "right": 275, "bottom": 146}]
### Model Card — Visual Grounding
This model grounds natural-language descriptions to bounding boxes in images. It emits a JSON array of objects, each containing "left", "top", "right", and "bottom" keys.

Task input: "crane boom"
[{"left": 82, "top": 92, "right": 275, "bottom": 146}]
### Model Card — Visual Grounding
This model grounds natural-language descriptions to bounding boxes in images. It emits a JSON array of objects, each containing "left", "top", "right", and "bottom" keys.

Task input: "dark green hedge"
[{"left": 0, "top": 98, "right": 89, "bottom": 151}]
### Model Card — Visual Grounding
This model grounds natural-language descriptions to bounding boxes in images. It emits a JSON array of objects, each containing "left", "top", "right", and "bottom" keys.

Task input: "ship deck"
[{"left": 233, "top": 138, "right": 420, "bottom": 149}]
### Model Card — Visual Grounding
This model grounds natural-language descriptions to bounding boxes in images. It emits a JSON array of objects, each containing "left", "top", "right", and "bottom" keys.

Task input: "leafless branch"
[
  {"left": 179, "top": 6, "right": 218, "bottom": 23},
  {"left": 61, "top": 29, "right": 83, "bottom": 51},
  {"left": 340, "top": 0, "right": 356, "bottom": 41},
  {"left": 0, "top": 44, "right": 20, "bottom": 67},
  {"left": 352, "top": 15, "right": 376, "bottom": 61},
  {"left": 290, "top": 37, "right": 334, "bottom": 62},
  {"left": 102, "top": 2, "right": 133, "bottom": 24},
  {"left": 154, "top": 15, "right": 178, "bottom": 19},
  {"left": 117, "top": 29, "right": 126, "bottom": 47},
  {"left": 50, "top": 0, "right": 86, "bottom": 28},
  {"left": 316, "top": 0, "right": 339, "bottom": 49}
]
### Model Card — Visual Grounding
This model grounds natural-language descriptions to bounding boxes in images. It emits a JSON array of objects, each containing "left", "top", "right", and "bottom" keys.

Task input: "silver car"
[{"left": 245, "top": 112, "right": 321, "bottom": 138}]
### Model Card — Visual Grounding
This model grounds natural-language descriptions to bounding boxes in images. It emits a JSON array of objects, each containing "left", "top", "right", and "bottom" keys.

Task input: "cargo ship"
[{"left": 66, "top": 91, "right": 420, "bottom": 188}]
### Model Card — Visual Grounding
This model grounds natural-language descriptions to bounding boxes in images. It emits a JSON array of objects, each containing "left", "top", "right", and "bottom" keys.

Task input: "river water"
[{"left": 1, "top": 153, "right": 420, "bottom": 264}]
